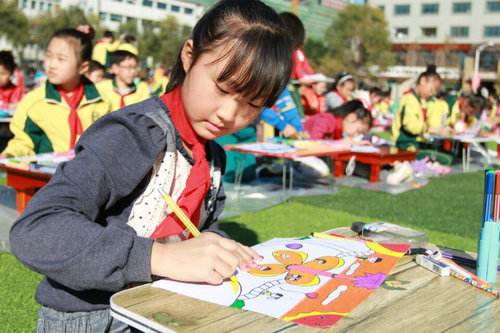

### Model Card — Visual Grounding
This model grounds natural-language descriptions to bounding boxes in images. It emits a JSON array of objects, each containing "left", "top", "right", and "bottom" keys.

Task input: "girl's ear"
[
  {"left": 79, "top": 61, "right": 90, "bottom": 76},
  {"left": 181, "top": 39, "right": 194, "bottom": 72}
]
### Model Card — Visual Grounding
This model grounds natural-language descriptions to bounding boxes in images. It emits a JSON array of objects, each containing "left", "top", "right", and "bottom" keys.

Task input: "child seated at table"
[
  {"left": 448, "top": 94, "right": 484, "bottom": 135},
  {"left": 1, "top": 29, "right": 112, "bottom": 158},
  {"left": 392, "top": 70, "right": 440, "bottom": 149},
  {"left": 304, "top": 100, "right": 372, "bottom": 143},
  {"left": 10, "top": 1, "right": 290, "bottom": 331},
  {"left": 96, "top": 50, "right": 150, "bottom": 111},
  {"left": 0, "top": 50, "right": 23, "bottom": 114}
]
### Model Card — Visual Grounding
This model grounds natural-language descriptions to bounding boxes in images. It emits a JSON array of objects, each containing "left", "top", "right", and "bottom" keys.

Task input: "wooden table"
[
  {"left": 110, "top": 237, "right": 500, "bottom": 332},
  {"left": 0, "top": 165, "right": 51, "bottom": 213},
  {"left": 333, "top": 147, "right": 417, "bottom": 183}
]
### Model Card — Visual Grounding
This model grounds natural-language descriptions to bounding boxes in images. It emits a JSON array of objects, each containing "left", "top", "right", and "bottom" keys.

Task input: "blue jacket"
[{"left": 260, "top": 87, "right": 303, "bottom": 132}]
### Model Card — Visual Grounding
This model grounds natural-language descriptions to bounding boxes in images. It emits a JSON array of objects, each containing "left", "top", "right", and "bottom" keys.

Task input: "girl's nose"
[{"left": 217, "top": 99, "right": 239, "bottom": 124}]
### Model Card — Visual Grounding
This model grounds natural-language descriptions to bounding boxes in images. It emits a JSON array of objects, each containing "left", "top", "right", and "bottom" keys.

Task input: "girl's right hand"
[{"left": 151, "top": 232, "right": 262, "bottom": 285}]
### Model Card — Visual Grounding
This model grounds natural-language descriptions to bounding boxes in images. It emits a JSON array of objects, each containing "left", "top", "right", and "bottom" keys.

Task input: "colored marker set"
[{"left": 477, "top": 169, "right": 500, "bottom": 284}]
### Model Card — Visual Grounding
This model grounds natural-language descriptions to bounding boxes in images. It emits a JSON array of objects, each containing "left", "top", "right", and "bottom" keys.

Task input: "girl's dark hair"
[
  {"left": 110, "top": 50, "right": 138, "bottom": 65},
  {"left": 279, "top": 12, "right": 305, "bottom": 50},
  {"left": 88, "top": 60, "right": 105, "bottom": 73},
  {"left": 329, "top": 100, "right": 373, "bottom": 127},
  {"left": 0, "top": 50, "right": 16, "bottom": 73},
  {"left": 48, "top": 28, "right": 93, "bottom": 64},
  {"left": 166, "top": 0, "right": 293, "bottom": 108},
  {"left": 417, "top": 66, "right": 441, "bottom": 84}
]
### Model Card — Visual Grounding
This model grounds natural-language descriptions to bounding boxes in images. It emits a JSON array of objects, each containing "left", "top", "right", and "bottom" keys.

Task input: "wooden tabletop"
[{"left": 110, "top": 249, "right": 499, "bottom": 332}]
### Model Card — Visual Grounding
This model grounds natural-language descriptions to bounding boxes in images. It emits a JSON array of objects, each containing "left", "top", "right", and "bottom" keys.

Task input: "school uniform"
[
  {"left": 392, "top": 90, "right": 427, "bottom": 149},
  {"left": 10, "top": 95, "right": 227, "bottom": 330},
  {"left": 92, "top": 40, "right": 120, "bottom": 67},
  {"left": 96, "top": 79, "right": 150, "bottom": 111},
  {"left": 2, "top": 80, "right": 111, "bottom": 157},
  {"left": 426, "top": 98, "right": 449, "bottom": 131}
]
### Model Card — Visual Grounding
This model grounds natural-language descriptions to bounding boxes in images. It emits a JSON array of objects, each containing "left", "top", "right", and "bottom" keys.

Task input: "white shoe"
[{"left": 387, "top": 161, "right": 413, "bottom": 185}]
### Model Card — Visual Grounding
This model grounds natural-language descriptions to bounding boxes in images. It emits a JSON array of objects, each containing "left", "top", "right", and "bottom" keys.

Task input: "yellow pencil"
[{"left": 158, "top": 189, "right": 239, "bottom": 293}]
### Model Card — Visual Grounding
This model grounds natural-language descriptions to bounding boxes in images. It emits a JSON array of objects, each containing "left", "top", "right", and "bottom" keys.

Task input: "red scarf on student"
[
  {"left": 58, "top": 84, "right": 85, "bottom": 149},
  {"left": 151, "top": 87, "right": 211, "bottom": 239}
]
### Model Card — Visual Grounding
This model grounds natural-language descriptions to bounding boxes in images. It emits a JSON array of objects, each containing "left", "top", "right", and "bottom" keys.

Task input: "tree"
[
  {"left": 138, "top": 16, "right": 191, "bottom": 68},
  {"left": 30, "top": 6, "right": 103, "bottom": 48},
  {"left": 0, "top": 0, "right": 29, "bottom": 47},
  {"left": 319, "top": 4, "right": 394, "bottom": 80}
]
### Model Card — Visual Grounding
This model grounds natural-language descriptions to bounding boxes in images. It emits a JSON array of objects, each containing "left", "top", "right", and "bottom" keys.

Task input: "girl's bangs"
[{"left": 214, "top": 30, "right": 292, "bottom": 107}]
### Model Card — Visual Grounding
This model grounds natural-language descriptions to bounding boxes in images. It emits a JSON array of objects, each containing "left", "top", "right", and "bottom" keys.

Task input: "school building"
[
  {"left": 17, "top": 0, "right": 204, "bottom": 31},
  {"left": 367, "top": 0, "right": 500, "bottom": 84}
]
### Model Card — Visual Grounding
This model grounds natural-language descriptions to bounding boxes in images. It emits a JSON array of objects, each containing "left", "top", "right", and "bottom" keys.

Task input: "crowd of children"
[{"left": 1, "top": 0, "right": 499, "bottom": 330}]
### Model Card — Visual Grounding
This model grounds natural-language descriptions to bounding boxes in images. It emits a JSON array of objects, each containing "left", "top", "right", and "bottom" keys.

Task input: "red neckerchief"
[
  {"left": 0, "top": 82, "right": 17, "bottom": 109},
  {"left": 407, "top": 89, "right": 427, "bottom": 122},
  {"left": 113, "top": 79, "right": 137, "bottom": 108},
  {"left": 152, "top": 87, "right": 210, "bottom": 239},
  {"left": 58, "top": 83, "right": 85, "bottom": 149}
]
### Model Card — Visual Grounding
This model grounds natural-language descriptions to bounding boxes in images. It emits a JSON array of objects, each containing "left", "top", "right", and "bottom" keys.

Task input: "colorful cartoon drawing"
[
  {"left": 248, "top": 250, "right": 344, "bottom": 286},
  {"left": 153, "top": 237, "right": 410, "bottom": 329}
]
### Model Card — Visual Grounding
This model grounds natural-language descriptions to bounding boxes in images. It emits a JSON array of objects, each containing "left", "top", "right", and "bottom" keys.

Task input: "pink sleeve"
[{"left": 305, "top": 114, "right": 334, "bottom": 140}]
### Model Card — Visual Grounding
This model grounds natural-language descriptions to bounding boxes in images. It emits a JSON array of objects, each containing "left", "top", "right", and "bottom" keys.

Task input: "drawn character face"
[{"left": 248, "top": 250, "right": 343, "bottom": 287}]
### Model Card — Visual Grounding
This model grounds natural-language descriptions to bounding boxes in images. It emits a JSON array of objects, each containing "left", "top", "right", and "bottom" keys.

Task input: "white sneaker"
[{"left": 387, "top": 161, "right": 413, "bottom": 185}]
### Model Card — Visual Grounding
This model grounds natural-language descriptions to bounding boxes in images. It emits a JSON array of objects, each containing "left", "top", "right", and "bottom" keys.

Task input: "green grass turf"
[
  {"left": 0, "top": 171, "right": 485, "bottom": 330},
  {"left": 220, "top": 171, "right": 483, "bottom": 252},
  {"left": 0, "top": 252, "right": 42, "bottom": 332}
]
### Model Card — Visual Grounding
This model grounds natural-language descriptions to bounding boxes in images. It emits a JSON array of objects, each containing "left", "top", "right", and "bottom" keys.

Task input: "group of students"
[
  {"left": 0, "top": 28, "right": 167, "bottom": 158},
  {"left": 392, "top": 66, "right": 498, "bottom": 151},
  {"left": 1, "top": 0, "right": 497, "bottom": 331},
  {"left": 3, "top": 1, "right": 306, "bottom": 331}
]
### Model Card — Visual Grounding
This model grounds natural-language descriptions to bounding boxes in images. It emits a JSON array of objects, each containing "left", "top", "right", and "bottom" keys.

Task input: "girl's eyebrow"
[{"left": 215, "top": 81, "right": 264, "bottom": 108}]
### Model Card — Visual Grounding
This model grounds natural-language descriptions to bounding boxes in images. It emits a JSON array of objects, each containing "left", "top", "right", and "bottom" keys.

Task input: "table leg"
[
  {"left": 281, "top": 162, "right": 287, "bottom": 200},
  {"left": 333, "top": 160, "right": 345, "bottom": 178},
  {"left": 16, "top": 189, "right": 36, "bottom": 213},
  {"left": 467, "top": 145, "right": 471, "bottom": 171},
  {"left": 462, "top": 146, "right": 466, "bottom": 172},
  {"left": 234, "top": 155, "right": 244, "bottom": 200},
  {"left": 369, "top": 164, "right": 381, "bottom": 183}
]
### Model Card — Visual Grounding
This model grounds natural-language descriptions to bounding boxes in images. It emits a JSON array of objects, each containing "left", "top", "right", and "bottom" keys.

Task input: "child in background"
[
  {"left": 96, "top": 50, "right": 150, "bottom": 111},
  {"left": 10, "top": 1, "right": 291, "bottom": 331},
  {"left": 259, "top": 11, "right": 310, "bottom": 139},
  {"left": 448, "top": 94, "right": 484, "bottom": 134},
  {"left": 2, "top": 29, "right": 112, "bottom": 158},
  {"left": 92, "top": 30, "right": 119, "bottom": 68},
  {"left": 392, "top": 70, "right": 440, "bottom": 149},
  {"left": 86, "top": 60, "right": 106, "bottom": 84},
  {"left": 427, "top": 91, "right": 450, "bottom": 135},
  {"left": 260, "top": 86, "right": 305, "bottom": 139},
  {"left": 300, "top": 73, "right": 330, "bottom": 116},
  {"left": 117, "top": 35, "right": 139, "bottom": 56},
  {"left": 326, "top": 72, "right": 355, "bottom": 110},
  {"left": 304, "top": 100, "right": 372, "bottom": 142},
  {"left": 280, "top": 12, "right": 314, "bottom": 80},
  {"left": 0, "top": 50, "right": 23, "bottom": 113}
]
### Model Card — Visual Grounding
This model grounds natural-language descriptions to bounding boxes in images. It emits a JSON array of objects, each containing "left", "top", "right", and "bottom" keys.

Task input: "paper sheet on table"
[
  {"left": 152, "top": 236, "right": 409, "bottom": 328},
  {"left": 351, "top": 145, "right": 380, "bottom": 153}
]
